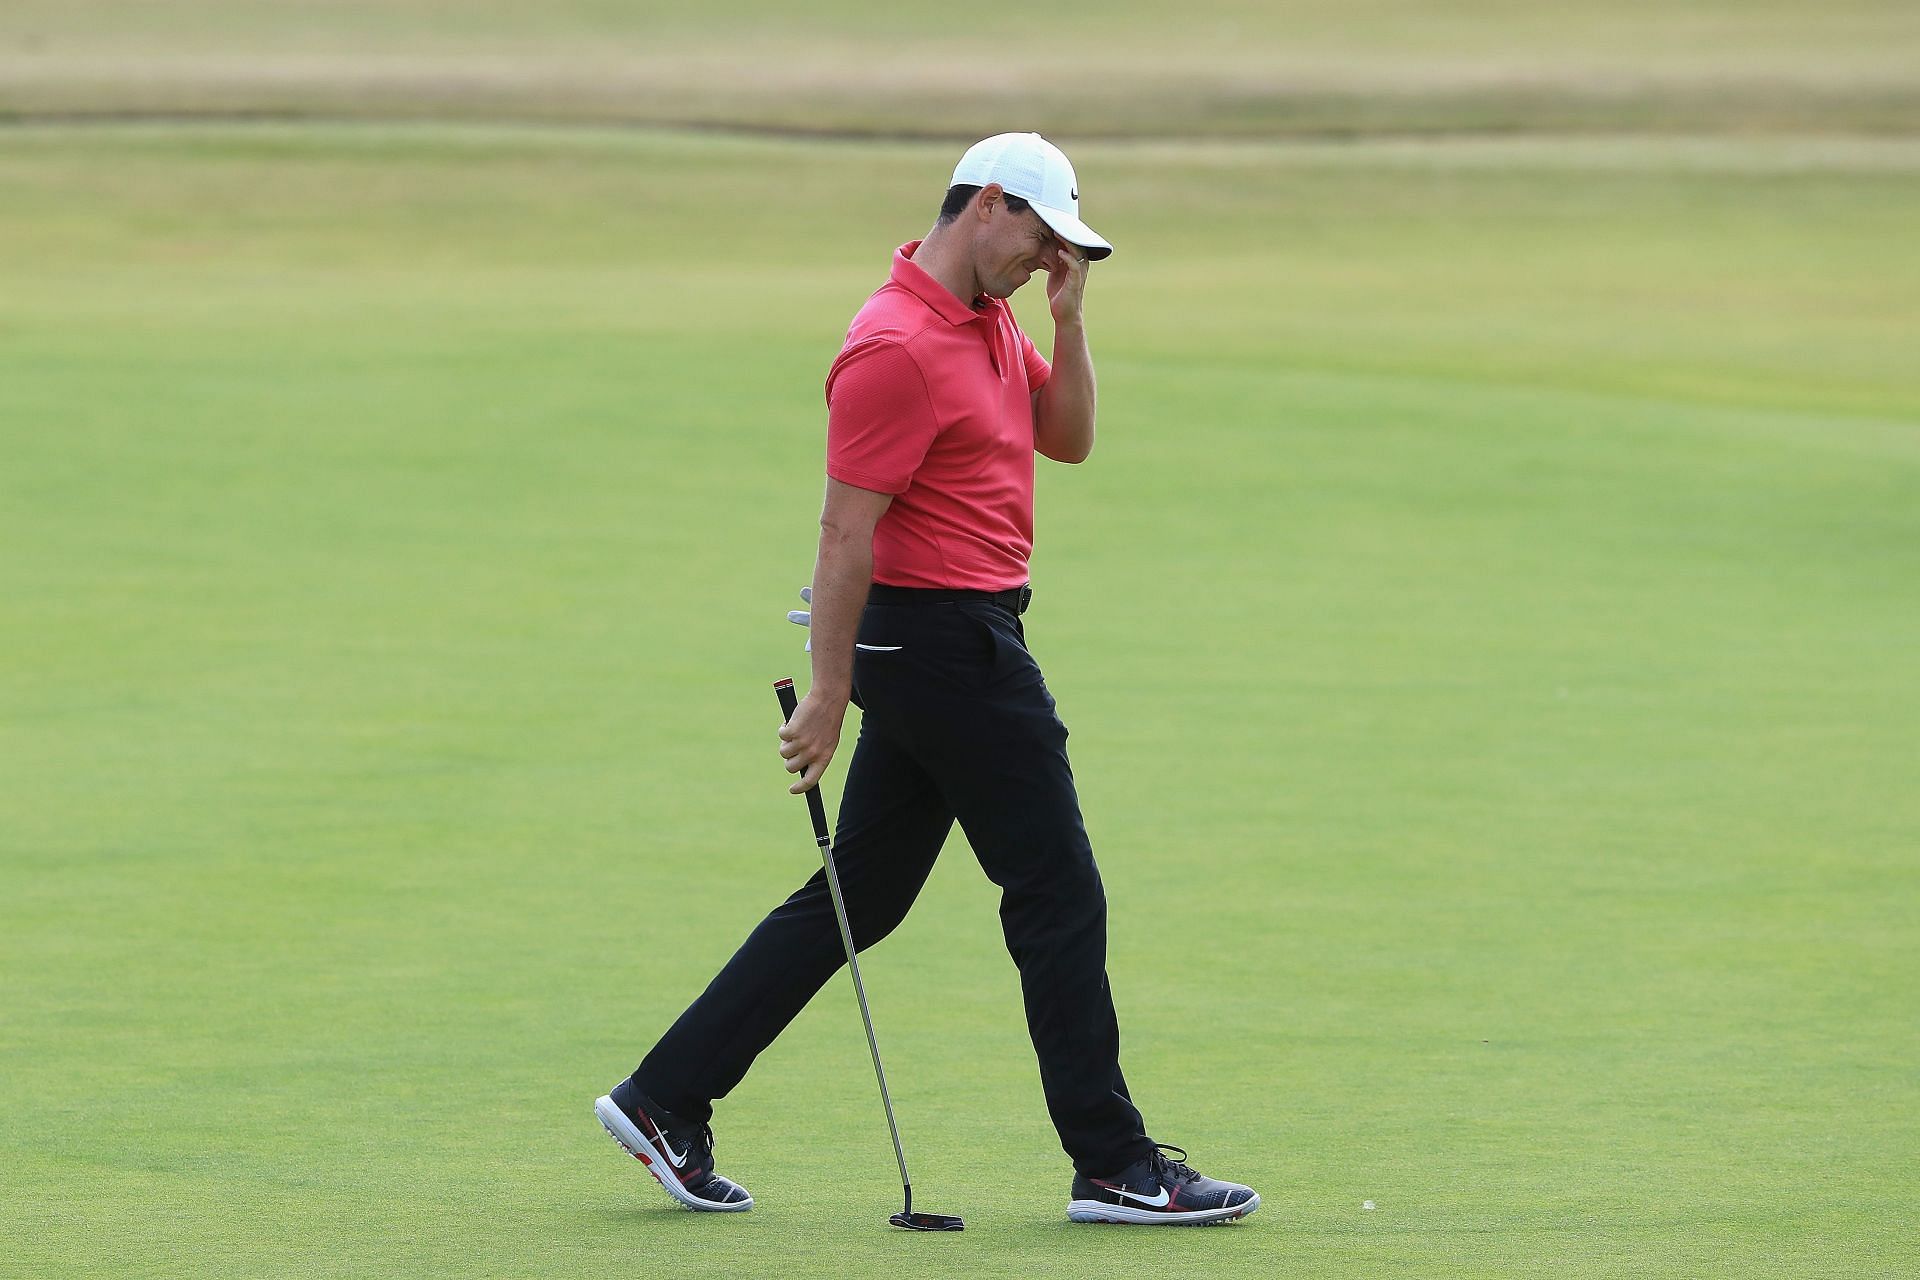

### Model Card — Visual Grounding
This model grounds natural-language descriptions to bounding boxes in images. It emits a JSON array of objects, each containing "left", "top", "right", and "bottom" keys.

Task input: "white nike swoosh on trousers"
[
  {"left": 1107, "top": 1185, "right": 1171, "bottom": 1207},
  {"left": 854, "top": 644, "right": 903, "bottom": 651}
]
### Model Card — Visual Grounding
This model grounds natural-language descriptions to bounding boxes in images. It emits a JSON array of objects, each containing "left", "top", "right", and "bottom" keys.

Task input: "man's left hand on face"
[{"left": 1046, "top": 245, "right": 1089, "bottom": 325}]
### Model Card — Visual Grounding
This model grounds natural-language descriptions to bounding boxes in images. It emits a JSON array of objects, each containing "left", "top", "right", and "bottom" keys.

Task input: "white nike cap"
[{"left": 951, "top": 132, "right": 1112, "bottom": 261}]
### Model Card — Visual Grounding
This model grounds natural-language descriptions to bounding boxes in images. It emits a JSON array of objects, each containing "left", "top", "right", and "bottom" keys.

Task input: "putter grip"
[{"left": 774, "top": 679, "right": 832, "bottom": 843}]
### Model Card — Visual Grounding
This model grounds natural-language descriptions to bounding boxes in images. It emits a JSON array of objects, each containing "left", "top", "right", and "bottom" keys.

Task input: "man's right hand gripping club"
[
  {"left": 777, "top": 682, "right": 846, "bottom": 794},
  {"left": 778, "top": 478, "right": 893, "bottom": 794}
]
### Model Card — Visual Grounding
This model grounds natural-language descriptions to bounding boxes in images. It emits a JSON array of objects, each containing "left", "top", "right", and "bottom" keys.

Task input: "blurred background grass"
[
  {"left": 3, "top": 5, "right": 1917, "bottom": 1279},
  {"left": 4, "top": 0, "right": 1918, "bottom": 136}
]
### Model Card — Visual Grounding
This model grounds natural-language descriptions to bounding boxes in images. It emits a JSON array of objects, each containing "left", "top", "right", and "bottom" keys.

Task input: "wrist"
[{"left": 807, "top": 677, "right": 853, "bottom": 704}]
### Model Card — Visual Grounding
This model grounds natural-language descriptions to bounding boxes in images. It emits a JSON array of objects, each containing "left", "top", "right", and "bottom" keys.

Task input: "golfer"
[{"left": 596, "top": 133, "right": 1258, "bottom": 1226}]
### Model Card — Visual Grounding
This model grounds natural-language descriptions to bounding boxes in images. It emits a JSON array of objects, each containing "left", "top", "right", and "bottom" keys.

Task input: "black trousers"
[{"left": 634, "top": 594, "right": 1153, "bottom": 1177}]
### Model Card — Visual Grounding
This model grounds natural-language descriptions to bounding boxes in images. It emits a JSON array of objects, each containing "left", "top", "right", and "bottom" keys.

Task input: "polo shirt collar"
[{"left": 892, "top": 240, "right": 992, "bottom": 326}]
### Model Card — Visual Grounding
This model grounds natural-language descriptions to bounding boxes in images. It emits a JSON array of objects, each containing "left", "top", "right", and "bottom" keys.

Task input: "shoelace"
[
  {"left": 1147, "top": 1143, "right": 1200, "bottom": 1185},
  {"left": 665, "top": 1119, "right": 716, "bottom": 1160},
  {"left": 657, "top": 1109, "right": 718, "bottom": 1166}
]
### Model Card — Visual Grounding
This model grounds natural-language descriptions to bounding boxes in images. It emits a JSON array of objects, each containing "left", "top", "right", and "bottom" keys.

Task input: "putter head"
[{"left": 890, "top": 1211, "right": 965, "bottom": 1232}]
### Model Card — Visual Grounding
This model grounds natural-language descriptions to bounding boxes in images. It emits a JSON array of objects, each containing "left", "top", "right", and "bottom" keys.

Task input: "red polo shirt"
[{"left": 825, "top": 240, "right": 1051, "bottom": 591}]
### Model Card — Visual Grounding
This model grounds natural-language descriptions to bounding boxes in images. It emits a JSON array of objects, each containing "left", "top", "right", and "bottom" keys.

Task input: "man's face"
[{"left": 976, "top": 191, "right": 1066, "bottom": 300}]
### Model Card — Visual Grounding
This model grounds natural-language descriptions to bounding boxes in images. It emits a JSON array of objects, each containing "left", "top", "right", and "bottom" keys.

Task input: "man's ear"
[{"left": 977, "top": 183, "right": 1004, "bottom": 222}]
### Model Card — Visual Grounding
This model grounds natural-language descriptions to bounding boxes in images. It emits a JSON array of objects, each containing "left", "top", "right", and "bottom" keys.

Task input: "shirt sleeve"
[
  {"left": 1020, "top": 326, "right": 1051, "bottom": 391},
  {"left": 825, "top": 338, "right": 941, "bottom": 495}
]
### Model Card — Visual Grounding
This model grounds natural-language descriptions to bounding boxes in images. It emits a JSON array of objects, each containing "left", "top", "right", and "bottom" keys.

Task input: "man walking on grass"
[{"left": 595, "top": 133, "right": 1259, "bottom": 1226}]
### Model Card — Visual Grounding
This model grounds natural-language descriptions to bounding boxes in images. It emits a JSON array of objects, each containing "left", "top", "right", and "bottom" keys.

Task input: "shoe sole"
[
  {"left": 1066, "top": 1193, "right": 1259, "bottom": 1226},
  {"left": 593, "top": 1094, "right": 753, "bottom": 1212}
]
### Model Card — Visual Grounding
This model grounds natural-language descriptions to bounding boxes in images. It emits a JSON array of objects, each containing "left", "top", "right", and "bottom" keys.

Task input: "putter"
[{"left": 775, "top": 678, "right": 964, "bottom": 1233}]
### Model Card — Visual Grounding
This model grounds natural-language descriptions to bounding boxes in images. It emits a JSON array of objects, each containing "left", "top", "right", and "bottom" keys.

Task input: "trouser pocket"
[{"left": 852, "top": 603, "right": 998, "bottom": 701}]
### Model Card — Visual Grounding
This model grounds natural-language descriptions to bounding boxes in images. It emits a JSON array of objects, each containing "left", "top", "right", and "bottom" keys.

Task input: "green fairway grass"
[{"left": 3, "top": 125, "right": 1917, "bottom": 1277}]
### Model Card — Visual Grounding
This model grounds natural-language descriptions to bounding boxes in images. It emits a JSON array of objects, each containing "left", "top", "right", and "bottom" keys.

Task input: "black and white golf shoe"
[
  {"left": 1068, "top": 1144, "right": 1259, "bottom": 1226},
  {"left": 593, "top": 1078, "right": 752, "bottom": 1212}
]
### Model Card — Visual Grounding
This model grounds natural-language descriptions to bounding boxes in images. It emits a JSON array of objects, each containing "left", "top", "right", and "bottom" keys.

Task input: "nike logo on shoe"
[
  {"left": 595, "top": 1091, "right": 753, "bottom": 1213},
  {"left": 1068, "top": 1145, "right": 1256, "bottom": 1226},
  {"left": 646, "top": 1121, "right": 690, "bottom": 1168}
]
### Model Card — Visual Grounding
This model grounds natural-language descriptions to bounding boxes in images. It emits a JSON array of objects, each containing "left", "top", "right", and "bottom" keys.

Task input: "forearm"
[
  {"left": 805, "top": 517, "right": 875, "bottom": 704},
  {"left": 1036, "top": 318, "right": 1096, "bottom": 463}
]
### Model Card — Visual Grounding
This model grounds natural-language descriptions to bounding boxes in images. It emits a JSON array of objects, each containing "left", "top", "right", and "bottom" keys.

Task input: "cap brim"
[{"left": 1030, "top": 203, "right": 1113, "bottom": 261}]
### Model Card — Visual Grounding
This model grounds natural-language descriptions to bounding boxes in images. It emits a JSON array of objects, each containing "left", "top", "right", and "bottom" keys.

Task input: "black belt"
[{"left": 869, "top": 582, "right": 1033, "bottom": 616}]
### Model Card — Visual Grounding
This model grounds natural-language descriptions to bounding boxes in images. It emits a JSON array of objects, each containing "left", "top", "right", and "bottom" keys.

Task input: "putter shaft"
[
  {"left": 813, "top": 816, "right": 915, "bottom": 1212},
  {"left": 775, "top": 680, "right": 914, "bottom": 1205}
]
